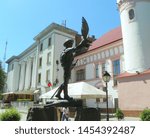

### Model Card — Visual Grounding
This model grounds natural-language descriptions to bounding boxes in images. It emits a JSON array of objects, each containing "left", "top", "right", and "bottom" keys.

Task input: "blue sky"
[{"left": 0, "top": 0, "right": 120, "bottom": 65}]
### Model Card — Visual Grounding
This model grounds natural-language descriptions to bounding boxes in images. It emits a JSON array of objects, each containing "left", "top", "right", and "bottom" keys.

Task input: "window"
[
  {"left": 47, "top": 52, "right": 51, "bottom": 64},
  {"left": 113, "top": 59, "right": 120, "bottom": 86},
  {"left": 102, "top": 62, "right": 106, "bottom": 74},
  {"left": 129, "top": 9, "right": 135, "bottom": 20},
  {"left": 38, "top": 73, "right": 41, "bottom": 84},
  {"left": 48, "top": 37, "right": 51, "bottom": 47},
  {"left": 95, "top": 64, "right": 99, "bottom": 78},
  {"left": 40, "top": 43, "right": 43, "bottom": 52},
  {"left": 102, "top": 87, "right": 106, "bottom": 92},
  {"left": 39, "top": 57, "right": 42, "bottom": 68},
  {"left": 96, "top": 98, "right": 100, "bottom": 103},
  {"left": 76, "top": 69, "right": 85, "bottom": 81},
  {"left": 46, "top": 70, "right": 50, "bottom": 82}
]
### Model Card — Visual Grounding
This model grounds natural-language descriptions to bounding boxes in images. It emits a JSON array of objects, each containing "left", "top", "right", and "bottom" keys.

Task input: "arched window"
[{"left": 128, "top": 9, "right": 135, "bottom": 20}]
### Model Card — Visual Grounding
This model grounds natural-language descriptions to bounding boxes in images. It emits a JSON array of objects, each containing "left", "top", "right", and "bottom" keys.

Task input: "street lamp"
[{"left": 102, "top": 71, "right": 111, "bottom": 121}]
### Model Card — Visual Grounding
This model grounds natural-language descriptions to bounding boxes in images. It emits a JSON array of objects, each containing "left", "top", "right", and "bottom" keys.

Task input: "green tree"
[{"left": 0, "top": 61, "right": 6, "bottom": 93}]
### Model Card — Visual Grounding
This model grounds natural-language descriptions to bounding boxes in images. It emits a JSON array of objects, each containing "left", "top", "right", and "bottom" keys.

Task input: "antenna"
[
  {"left": 62, "top": 20, "right": 66, "bottom": 27},
  {"left": 3, "top": 41, "right": 7, "bottom": 71}
]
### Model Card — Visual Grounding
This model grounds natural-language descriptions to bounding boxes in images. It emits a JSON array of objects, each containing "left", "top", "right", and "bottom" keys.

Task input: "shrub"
[
  {"left": 0, "top": 108, "right": 21, "bottom": 121},
  {"left": 115, "top": 108, "right": 124, "bottom": 120},
  {"left": 140, "top": 109, "right": 150, "bottom": 121}
]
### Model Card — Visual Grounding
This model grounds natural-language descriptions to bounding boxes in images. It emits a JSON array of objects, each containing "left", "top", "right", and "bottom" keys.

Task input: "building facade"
[
  {"left": 6, "top": 23, "right": 77, "bottom": 101},
  {"left": 6, "top": 22, "right": 123, "bottom": 109},
  {"left": 33, "top": 23, "right": 77, "bottom": 95},
  {"left": 73, "top": 27, "right": 124, "bottom": 108},
  {"left": 6, "top": 43, "right": 37, "bottom": 93}
]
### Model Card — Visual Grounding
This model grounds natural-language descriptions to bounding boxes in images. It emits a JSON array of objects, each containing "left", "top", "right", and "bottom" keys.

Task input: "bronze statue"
[{"left": 52, "top": 17, "right": 91, "bottom": 101}]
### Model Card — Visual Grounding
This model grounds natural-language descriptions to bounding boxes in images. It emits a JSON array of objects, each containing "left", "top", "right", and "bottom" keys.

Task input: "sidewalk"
[
  {"left": 101, "top": 117, "right": 140, "bottom": 121},
  {"left": 69, "top": 117, "right": 140, "bottom": 121}
]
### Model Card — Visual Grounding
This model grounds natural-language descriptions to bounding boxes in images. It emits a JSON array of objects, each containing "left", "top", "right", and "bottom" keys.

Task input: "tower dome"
[{"left": 117, "top": 0, "right": 150, "bottom": 73}]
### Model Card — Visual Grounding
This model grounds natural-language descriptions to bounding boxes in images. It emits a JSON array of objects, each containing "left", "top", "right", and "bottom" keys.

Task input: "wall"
[
  {"left": 36, "top": 32, "right": 53, "bottom": 94},
  {"left": 118, "top": 73, "right": 150, "bottom": 116},
  {"left": 36, "top": 29, "right": 76, "bottom": 94},
  {"left": 73, "top": 40, "right": 124, "bottom": 108},
  {"left": 119, "top": 0, "right": 150, "bottom": 72}
]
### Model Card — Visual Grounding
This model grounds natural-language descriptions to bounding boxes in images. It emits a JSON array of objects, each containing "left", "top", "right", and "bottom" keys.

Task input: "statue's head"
[{"left": 63, "top": 39, "right": 74, "bottom": 48}]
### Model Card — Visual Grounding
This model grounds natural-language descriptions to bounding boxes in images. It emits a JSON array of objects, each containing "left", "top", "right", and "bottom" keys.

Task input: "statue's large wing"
[{"left": 81, "top": 17, "right": 89, "bottom": 40}]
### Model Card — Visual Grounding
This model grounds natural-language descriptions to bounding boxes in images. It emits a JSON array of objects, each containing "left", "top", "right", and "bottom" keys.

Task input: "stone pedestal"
[
  {"left": 26, "top": 100, "right": 101, "bottom": 121},
  {"left": 26, "top": 107, "right": 58, "bottom": 121},
  {"left": 75, "top": 107, "right": 100, "bottom": 121}
]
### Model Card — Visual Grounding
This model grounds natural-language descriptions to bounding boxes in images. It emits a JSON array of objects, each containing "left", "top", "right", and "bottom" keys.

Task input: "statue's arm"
[
  {"left": 74, "top": 39, "right": 91, "bottom": 53},
  {"left": 63, "top": 47, "right": 75, "bottom": 53}
]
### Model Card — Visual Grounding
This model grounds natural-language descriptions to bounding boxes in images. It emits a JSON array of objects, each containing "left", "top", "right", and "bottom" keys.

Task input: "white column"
[
  {"left": 120, "top": 55, "right": 125, "bottom": 73},
  {"left": 24, "top": 58, "right": 32, "bottom": 90},
  {"left": 19, "top": 61, "right": 26, "bottom": 91},
  {"left": 13, "top": 62, "right": 20, "bottom": 91},
  {"left": 29, "top": 58, "right": 33, "bottom": 88},
  {"left": 17, "top": 64, "right": 21, "bottom": 91},
  {"left": 31, "top": 56, "right": 37, "bottom": 89}
]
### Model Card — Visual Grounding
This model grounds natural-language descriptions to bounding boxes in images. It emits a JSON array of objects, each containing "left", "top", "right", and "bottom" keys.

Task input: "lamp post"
[{"left": 102, "top": 71, "right": 111, "bottom": 121}]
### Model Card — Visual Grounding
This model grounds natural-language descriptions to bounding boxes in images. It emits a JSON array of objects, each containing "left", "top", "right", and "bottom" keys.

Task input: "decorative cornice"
[
  {"left": 6, "top": 56, "right": 19, "bottom": 63},
  {"left": 117, "top": 0, "right": 150, "bottom": 12},
  {"left": 117, "top": 0, "right": 135, "bottom": 12}
]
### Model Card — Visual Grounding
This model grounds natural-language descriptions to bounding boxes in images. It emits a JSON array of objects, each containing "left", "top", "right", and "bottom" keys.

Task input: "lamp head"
[{"left": 102, "top": 71, "right": 111, "bottom": 83}]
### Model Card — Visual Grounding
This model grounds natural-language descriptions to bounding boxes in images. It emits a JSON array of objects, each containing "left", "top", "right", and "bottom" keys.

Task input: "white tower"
[{"left": 117, "top": 0, "right": 150, "bottom": 73}]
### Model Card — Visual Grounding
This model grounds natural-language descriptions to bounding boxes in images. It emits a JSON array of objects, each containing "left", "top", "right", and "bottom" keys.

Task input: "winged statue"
[
  {"left": 75, "top": 17, "right": 91, "bottom": 55},
  {"left": 51, "top": 17, "right": 92, "bottom": 101},
  {"left": 81, "top": 17, "right": 89, "bottom": 40}
]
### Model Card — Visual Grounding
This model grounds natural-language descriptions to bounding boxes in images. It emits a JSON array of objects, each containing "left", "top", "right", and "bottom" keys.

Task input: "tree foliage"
[{"left": 0, "top": 61, "right": 6, "bottom": 93}]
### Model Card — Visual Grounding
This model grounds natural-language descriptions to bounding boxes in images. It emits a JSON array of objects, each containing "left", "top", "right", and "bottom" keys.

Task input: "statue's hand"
[{"left": 80, "top": 39, "right": 91, "bottom": 48}]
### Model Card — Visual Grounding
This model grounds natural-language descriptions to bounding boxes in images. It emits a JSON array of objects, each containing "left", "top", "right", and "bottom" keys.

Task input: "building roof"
[
  {"left": 6, "top": 56, "right": 19, "bottom": 63},
  {"left": 117, "top": 69, "right": 150, "bottom": 79},
  {"left": 6, "top": 42, "right": 37, "bottom": 63},
  {"left": 89, "top": 26, "right": 122, "bottom": 51},
  {"left": 34, "top": 23, "right": 78, "bottom": 40},
  {"left": 6, "top": 23, "right": 77, "bottom": 64}
]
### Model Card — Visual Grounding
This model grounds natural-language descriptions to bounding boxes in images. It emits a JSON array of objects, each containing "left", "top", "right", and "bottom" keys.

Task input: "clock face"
[{"left": 129, "top": 9, "right": 135, "bottom": 20}]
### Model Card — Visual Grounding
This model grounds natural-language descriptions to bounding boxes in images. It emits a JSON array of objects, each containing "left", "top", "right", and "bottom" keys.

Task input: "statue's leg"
[
  {"left": 63, "top": 82, "right": 68, "bottom": 97},
  {"left": 63, "top": 74, "right": 73, "bottom": 100},
  {"left": 60, "top": 67, "right": 73, "bottom": 100},
  {"left": 55, "top": 84, "right": 64, "bottom": 99}
]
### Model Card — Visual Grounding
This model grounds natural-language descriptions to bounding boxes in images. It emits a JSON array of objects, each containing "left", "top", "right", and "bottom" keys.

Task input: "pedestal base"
[
  {"left": 26, "top": 100, "right": 101, "bottom": 121},
  {"left": 26, "top": 106, "right": 58, "bottom": 121},
  {"left": 75, "top": 107, "right": 100, "bottom": 121}
]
